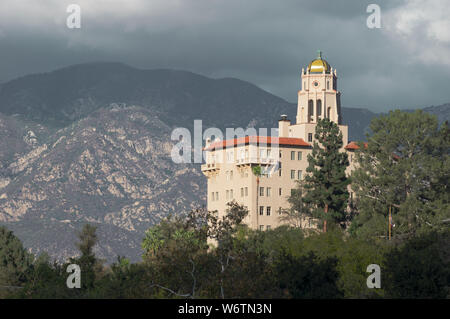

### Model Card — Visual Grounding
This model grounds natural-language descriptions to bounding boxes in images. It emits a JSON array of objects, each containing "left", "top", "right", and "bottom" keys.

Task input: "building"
[{"left": 201, "top": 51, "right": 359, "bottom": 230}]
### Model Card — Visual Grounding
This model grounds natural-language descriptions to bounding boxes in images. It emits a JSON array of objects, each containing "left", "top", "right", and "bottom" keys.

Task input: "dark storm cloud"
[{"left": 0, "top": 0, "right": 449, "bottom": 112}]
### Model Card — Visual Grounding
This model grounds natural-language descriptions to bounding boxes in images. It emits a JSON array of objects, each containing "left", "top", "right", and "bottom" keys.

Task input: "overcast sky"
[{"left": 0, "top": 0, "right": 449, "bottom": 112}]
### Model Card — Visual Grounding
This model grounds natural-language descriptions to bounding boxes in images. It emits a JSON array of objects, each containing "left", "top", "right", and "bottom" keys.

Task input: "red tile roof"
[
  {"left": 345, "top": 141, "right": 368, "bottom": 150},
  {"left": 204, "top": 136, "right": 311, "bottom": 151}
]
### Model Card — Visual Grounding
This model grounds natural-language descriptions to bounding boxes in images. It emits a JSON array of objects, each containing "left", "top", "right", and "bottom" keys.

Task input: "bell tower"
[{"left": 296, "top": 50, "right": 342, "bottom": 125}]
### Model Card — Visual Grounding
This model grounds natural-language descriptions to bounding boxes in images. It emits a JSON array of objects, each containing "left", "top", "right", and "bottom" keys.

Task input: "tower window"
[
  {"left": 327, "top": 81, "right": 330, "bottom": 90},
  {"left": 316, "top": 99, "right": 322, "bottom": 117}
]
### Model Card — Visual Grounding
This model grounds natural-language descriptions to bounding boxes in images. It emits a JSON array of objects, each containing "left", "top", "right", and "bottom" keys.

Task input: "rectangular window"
[
  {"left": 279, "top": 168, "right": 282, "bottom": 177},
  {"left": 279, "top": 188, "right": 282, "bottom": 196},
  {"left": 259, "top": 225, "right": 264, "bottom": 231},
  {"left": 212, "top": 192, "right": 215, "bottom": 201},
  {"left": 230, "top": 170, "right": 233, "bottom": 180},
  {"left": 260, "top": 187, "right": 264, "bottom": 196},
  {"left": 279, "top": 151, "right": 282, "bottom": 158},
  {"left": 240, "top": 188, "right": 244, "bottom": 197},
  {"left": 216, "top": 192, "right": 219, "bottom": 200},
  {"left": 266, "top": 225, "right": 271, "bottom": 231},
  {"left": 291, "top": 170, "right": 295, "bottom": 179},
  {"left": 259, "top": 206, "right": 264, "bottom": 215},
  {"left": 266, "top": 206, "right": 271, "bottom": 216},
  {"left": 291, "top": 151, "right": 295, "bottom": 160},
  {"left": 308, "top": 133, "right": 313, "bottom": 142},
  {"left": 245, "top": 187, "right": 248, "bottom": 196},
  {"left": 267, "top": 187, "right": 271, "bottom": 197},
  {"left": 230, "top": 189, "right": 233, "bottom": 199},
  {"left": 298, "top": 151, "right": 302, "bottom": 160},
  {"left": 297, "top": 170, "right": 302, "bottom": 180},
  {"left": 226, "top": 190, "right": 229, "bottom": 200}
]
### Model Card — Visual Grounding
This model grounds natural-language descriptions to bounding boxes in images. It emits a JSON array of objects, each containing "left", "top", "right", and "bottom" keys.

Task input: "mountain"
[{"left": 0, "top": 62, "right": 448, "bottom": 262}]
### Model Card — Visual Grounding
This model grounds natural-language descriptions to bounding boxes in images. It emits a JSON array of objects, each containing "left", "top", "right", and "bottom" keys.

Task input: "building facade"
[{"left": 202, "top": 51, "right": 358, "bottom": 230}]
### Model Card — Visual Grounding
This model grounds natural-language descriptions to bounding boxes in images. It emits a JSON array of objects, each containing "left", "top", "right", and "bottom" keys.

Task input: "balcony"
[
  {"left": 236, "top": 157, "right": 277, "bottom": 166},
  {"left": 201, "top": 162, "right": 221, "bottom": 172}
]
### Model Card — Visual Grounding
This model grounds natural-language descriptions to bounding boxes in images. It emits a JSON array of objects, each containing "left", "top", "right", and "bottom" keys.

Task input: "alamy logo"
[
  {"left": 66, "top": 264, "right": 81, "bottom": 289},
  {"left": 366, "top": 264, "right": 381, "bottom": 288},
  {"left": 66, "top": 4, "right": 81, "bottom": 29}
]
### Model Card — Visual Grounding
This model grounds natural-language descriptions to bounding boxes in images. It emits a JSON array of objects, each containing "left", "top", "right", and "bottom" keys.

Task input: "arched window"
[
  {"left": 327, "top": 81, "right": 330, "bottom": 90},
  {"left": 327, "top": 107, "right": 331, "bottom": 119},
  {"left": 316, "top": 99, "right": 322, "bottom": 118},
  {"left": 308, "top": 100, "right": 314, "bottom": 122}
]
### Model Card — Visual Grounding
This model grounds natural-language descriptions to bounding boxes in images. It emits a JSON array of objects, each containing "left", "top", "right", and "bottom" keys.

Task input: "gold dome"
[{"left": 307, "top": 50, "right": 331, "bottom": 73}]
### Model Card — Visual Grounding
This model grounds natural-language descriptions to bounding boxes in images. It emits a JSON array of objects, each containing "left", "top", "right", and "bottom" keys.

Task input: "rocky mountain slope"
[{"left": 0, "top": 63, "right": 448, "bottom": 262}]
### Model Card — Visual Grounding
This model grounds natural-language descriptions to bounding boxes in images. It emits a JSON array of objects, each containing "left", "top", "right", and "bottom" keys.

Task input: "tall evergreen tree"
[
  {"left": 350, "top": 110, "right": 449, "bottom": 239},
  {"left": 302, "top": 118, "right": 350, "bottom": 231},
  {"left": 0, "top": 226, "right": 32, "bottom": 292}
]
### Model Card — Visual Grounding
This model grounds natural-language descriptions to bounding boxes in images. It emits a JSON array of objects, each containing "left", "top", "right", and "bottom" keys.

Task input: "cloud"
[
  {"left": 0, "top": 0, "right": 449, "bottom": 111},
  {"left": 383, "top": 0, "right": 450, "bottom": 65}
]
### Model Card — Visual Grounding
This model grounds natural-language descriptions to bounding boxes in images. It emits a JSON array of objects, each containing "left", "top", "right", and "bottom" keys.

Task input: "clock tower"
[{"left": 282, "top": 51, "right": 347, "bottom": 144}]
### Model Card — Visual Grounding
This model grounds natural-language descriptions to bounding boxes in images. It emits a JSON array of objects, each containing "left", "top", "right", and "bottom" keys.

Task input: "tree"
[
  {"left": 351, "top": 110, "right": 449, "bottom": 239},
  {"left": 384, "top": 230, "right": 450, "bottom": 298},
  {"left": 302, "top": 118, "right": 350, "bottom": 231},
  {"left": 69, "top": 224, "right": 102, "bottom": 291},
  {"left": 0, "top": 226, "right": 32, "bottom": 295},
  {"left": 282, "top": 181, "right": 313, "bottom": 229}
]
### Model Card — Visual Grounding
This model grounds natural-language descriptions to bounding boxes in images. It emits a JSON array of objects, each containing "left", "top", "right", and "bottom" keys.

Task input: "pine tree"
[
  {"left": 0, "top": 226, "right": 32, "bottom": 290},
  {"left": 350, "top": 110, "right": 449, "bottom": 239},
  {"left": 302, "top": 118, "right": 350, "bottom": 231}
]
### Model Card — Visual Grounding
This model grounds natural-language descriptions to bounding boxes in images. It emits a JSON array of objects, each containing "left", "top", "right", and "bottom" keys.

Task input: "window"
[
  {"left": 266, "top": 225, "right": 271, "bottom": 231},
  {"left": 212, "top": 192, "right": 215, "bottom": 201},
  {"left": 308, "top": 133, "right": 313, "bottom": 142},
  {"left": 259, "top": 225, "right": 264, "bottom": 231},
  {"left": 317, "top": 99, "right": 322, "bottom": 116},
  {"left": 260, "top": 187, "right": 264, "bottom": 196},
  {"left": 279, "top": 151, "right": 282, "bottom": 158},
  {"left": 230, "top": 170, "right": 233, "bottom": 180},
  {"left": 267, "top": 187, "right": 271, "bottom": 197},
  {"left": 297, "top": 170, "right": 302, "bottom": 180},
  {"left": 279, "top": 169, "right": 282, "bottom": 177},
  {"left": 240, "top": 188, "right": 244, "bottom": 197},
  {"left": 279, "top": 188, "right": 282, "bottom": 196},
  {"left": 291, "top": 189, "right": 295, "bottom": 196},
  {"left": 226, "top": 190, "right": 229, "bottom": 199},
  {"left": 215, "top": 192, "right": 219, "bottom": 200},
  {"left": 297, "top": 151, "right": 302, "bottom": 160},
  {"left": 230, "top": 189, "right": 233, "bottom": 199},
  {"left": 327, "top": 81, "right": 330, "bottom": 90},
  {"left": 278, "top": 207, "right": 282, "bottom": 215},
  {"left": 259, "top": 206, "right": 264, "bottom": 215},
  {"left": 291, "top": 151, "right": 295, "bottom": 160},
  {"left": 266, "top": 206, "right": 271, "bottom": 216},
  {"left": 291, "top": 170, "right": 295, "bottom": 179},
  {"left": 245, "top": 187, "right": 248, "bottom": 196}
]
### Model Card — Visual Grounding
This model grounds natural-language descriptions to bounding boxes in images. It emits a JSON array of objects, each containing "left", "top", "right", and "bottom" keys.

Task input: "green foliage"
[
  {"left": 252, "top": 165, "right": 262, "bottom": 177},
  {"left": 383, "top": 230, "right": 450, "bottom": 298},
  {"left": 275, "top": 251, "right": 342, "bottom": 298},
  {"left": 302, "top": 118, "right": 350, "bottom": 228},
  {"left": 0, "top": 226, "right": 32, "bottom": 291},
  {"left": 351, "top": 110, "right": 449, "bottom": 239}
]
